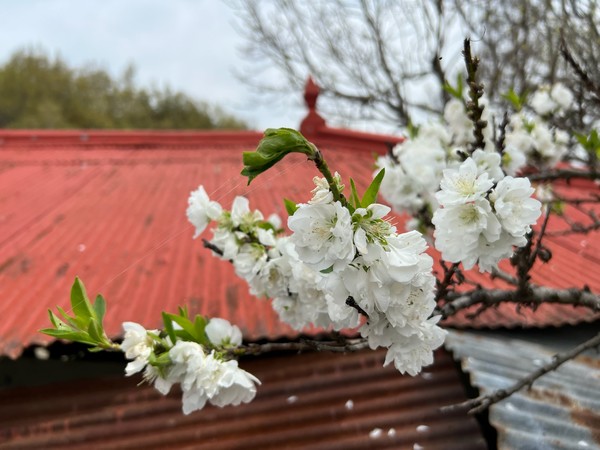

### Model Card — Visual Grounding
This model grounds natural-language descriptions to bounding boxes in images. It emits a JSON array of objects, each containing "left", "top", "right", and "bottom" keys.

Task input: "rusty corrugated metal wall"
[{"left": 0, "top": 348, "right": 488, "bottom": 450}]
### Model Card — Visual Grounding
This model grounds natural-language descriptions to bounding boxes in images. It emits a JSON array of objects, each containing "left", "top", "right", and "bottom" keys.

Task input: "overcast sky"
[{"left": 0, "top": 0, "right": 306, "bottom": 130}]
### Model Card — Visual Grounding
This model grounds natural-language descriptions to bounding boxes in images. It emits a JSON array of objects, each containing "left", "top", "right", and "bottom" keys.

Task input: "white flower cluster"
[
  {"left": 505, "top": 112, "right": 570, "bottom": 169},
  {"left": 376, "top": 84, "right": 571, "bottom": 271},
  {"left": 530, "top": 83, "right": 574, "bottom": 116},
  {"left": 121, "top": 319, "right": 260, "bottom": 414},
  {"left": 432, "top": 157, "right": 542, "bottom": 272},
  {"left": 187, "top": 177, "right": 446, "bottom": 377},
  {"left": 377, "top": 84, "right": 573, "bottom": 224}
]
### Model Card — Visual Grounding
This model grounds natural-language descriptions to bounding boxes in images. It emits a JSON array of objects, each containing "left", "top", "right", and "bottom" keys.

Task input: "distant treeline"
[{"left": 0, "top": 49, "right": 247, "bottom": 130}]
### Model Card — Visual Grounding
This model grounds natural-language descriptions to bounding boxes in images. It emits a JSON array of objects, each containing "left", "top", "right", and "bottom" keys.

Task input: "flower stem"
[{"left": 309, "top": 144, "right": 349, "bottom": 208}]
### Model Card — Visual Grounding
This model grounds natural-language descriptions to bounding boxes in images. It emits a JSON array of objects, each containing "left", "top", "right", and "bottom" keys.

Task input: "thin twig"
[{"left": 442, "top": 331, "right": 600, "bottom": 414}]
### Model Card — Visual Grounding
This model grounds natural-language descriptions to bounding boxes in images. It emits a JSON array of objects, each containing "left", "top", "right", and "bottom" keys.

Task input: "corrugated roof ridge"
[{"left": 0, "top": 129, "right": 264, "bottom": 149}]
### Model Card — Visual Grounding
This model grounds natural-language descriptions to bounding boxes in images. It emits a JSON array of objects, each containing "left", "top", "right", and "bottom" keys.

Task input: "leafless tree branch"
[{"left": 442, "top": 331, "right": 600, "bottom": 414}]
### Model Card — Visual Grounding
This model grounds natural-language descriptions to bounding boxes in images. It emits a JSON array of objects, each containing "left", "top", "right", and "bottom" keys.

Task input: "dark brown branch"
[
  {"left": 528, "top": 169, "right": 600, "bottom": 182},
  {"left": 346, "top": 296, "right": 369, "bottom": 318},
  {"left": 495, "top": 111, "right": 509, "bottom": 155},
  {"left": 548, "top": 221, "right": 600, "bottom": 236},
  {"left": 442, "top": 331, "right": 600, "bottom": 414},
  {"left": 233, "top": 338, "right": 368, "bottom": 357},
  {"left": 435, "top": 261, "right": 461, "bottom": 302},
  {"left": 202, "top": 239, "right": 224, "bottom": 257},
  {"left": 438, "top": 286, "right": 600, "bottom": 318},
  {"left": 463, "top": 39, "right": 487, "bottom": 154},
  {"left": 560, "top": 34, "right": 600, "bottom": 103}
]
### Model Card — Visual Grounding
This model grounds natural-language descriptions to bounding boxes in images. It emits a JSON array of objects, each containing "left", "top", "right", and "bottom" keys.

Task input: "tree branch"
[
  {"left": 232, "top": 337, "right": 369, "bottom": 357},
  {"left": 528, "top": 169, "right": 600, "bottom": 182},
  {"left": 442, "top": 331, "right": 600, "bottom": 414},
  {"left": 438, "top": 286, "right": 600, "bottom": 318}
]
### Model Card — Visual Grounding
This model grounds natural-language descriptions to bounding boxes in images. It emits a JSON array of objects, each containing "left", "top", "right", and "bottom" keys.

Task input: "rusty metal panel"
[
  {"left": 0, "top": 348, "right": 487, "bottom": 449},
  {"left": 445, "top": 329, "right": 600, "bottom": 450}
]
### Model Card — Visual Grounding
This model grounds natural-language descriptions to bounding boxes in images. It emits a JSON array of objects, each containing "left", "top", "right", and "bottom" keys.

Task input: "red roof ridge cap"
[{"left": 0, "top": 129, "right": 264, "bottom": 148}]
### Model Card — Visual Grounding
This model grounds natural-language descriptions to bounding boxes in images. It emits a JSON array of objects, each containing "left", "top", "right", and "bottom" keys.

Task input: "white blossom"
[
  {"left": 471, "top": 149, "right": 504, "bottom": 182},
  {"left": 436, "top": 158, "right": 494, "bottom": 206},
  {"left": 121, "top": 322, "right": 157, "bottom": 376},
  {"left": 550, "top": 83, "right": 574, "bottom": 111},
  {"left": 432, "top": 200, "right": 502, "bottom": 270},
  {"left": 309, "top": 173, "right": 342, "bottom": 204},
  {"left": 205, "top": 318, "right": 243, "bottom": 347},
  {"left": 382, "top": 316, "right": 447, "bottom": 376},
  {"left": 168, "top": 341, "right": 260, "bottom": 414},
  {"left": 288, "top": 201, "right": 355, "bottom": 272},
  {"left": 490, "top": 176, "right": 542, "bottom": 237},
  {"left": 444, "top": 99, "right": 472, "bottom": 145},
  {"left": 187, "top": 186, "right": 223, "bottom": 238},
  {"left": 231, "top": 196, "right": 263, "bottom": 228},
  {"left": 531, "top": 88, "right": 555, "bottom": 116}
]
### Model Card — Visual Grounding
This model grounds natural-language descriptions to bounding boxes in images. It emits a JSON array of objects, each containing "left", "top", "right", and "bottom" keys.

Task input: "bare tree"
[
  {"left": 231, "top": 0, "right": 466, "bottom": 128},
  {"left": 232, "top": 0, "right": 600, "bottom": 129},
  {"left": 455, "top": 0, "right": 600, "bottom": 128}
]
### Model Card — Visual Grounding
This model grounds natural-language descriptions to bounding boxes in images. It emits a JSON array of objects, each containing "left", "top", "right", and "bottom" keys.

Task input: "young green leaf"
[
  {"left": 93, "top": 294, "right": 106, "bottom": 325},
  {"left": 194, "top": 315, "right": 209, "bottom": 346},
  {"left": 39, "top": 328, "right": 97, "bottom": 345},
  {"left": 284, "top": 198, "right": 299, "bottom": 216},
  {"left": 349, "top": 178, "right": 361, "bottom": 210},
  {"left": 162, "top": 312, "right": 177, "bottom": 345},
  {"left": 361, "top": 168, "right": 385, "bottom": 207},
  {"left": 241, "top": 128, "right": 316, "bottom": 184},
  {"left": 502, "top": 88, "right": 526, "bottom": 111},
  {"left": 164, "top": 313, "right": 198, "bottom": 342},
  {"left": 443, "top": 73, "right": 464, "bottom": 99},
  {"left": 70, "top": 277, "right": 94, "bottom": 323}
]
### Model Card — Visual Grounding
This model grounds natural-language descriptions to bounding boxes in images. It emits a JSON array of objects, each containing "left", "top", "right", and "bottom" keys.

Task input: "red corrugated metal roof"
[
  {"left": 0, "top": 126, "right": 598, "bottom": 359},
  {"left": 0, "top": 348, "right": 488, "bottom": 450}
]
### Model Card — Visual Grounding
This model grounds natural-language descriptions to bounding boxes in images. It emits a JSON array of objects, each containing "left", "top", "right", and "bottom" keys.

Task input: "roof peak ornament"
[{"left": 300, "top": 76, "right": 326, "bottom": 136}]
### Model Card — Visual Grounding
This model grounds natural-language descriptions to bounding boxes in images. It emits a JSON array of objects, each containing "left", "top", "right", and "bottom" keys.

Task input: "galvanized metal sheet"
[{"left": 445, "top": 328, "right": 600, "bottom": 450}]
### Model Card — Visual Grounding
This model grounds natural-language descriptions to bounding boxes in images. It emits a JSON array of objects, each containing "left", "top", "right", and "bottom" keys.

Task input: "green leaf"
[
  {"left": 56, "top": 305, "right": 85, "bottom": 330},
  {"left": 164, "top": 313, "right": 198, "bottom": 342},
  {"left": 70, "top": 277, "right": 94, "bottom": 323},
  {"left": 194, "top": 315, "right": 208, "bottom": 345},
  {"left": 361, "top": 168, "right": 385, "bottom": 207},
  {"left": 551, "top": 201, "right": 565, "bottom": 216},
  {"left": 93, "top": 295, "right": 106, "bottom": 325},
  {"left": 502, "top": 88, "right": 525, "bottom": 111},
  {"left": 178, "top": 306, "right": 189, "bottom": 319},
  {"left": 320, "top": 265, "right": 334, "bottom": 274},
  {"left": 241, "top": 128, "right": 316, "bottom": 184},
  {"left": 87, "top": 346, "right": 104, "bottom": 353},
  {"left": 443, "top": 73, "right": 464, "bottom": 99},
  {"left": 162, "top": 312, "right": 177, "bottom": 345},
  {"left": 574, "top": 132, "right": 588, "bottom": 147},
  {"left": 87, "top": 320, "right": 103, "bottom": 342},
  {"left": 48, "top": 309, "right": 62, "bottom": 329},
  {"left": 39, "top": 328, "right": 96, "bottom": 345},
  {"left": 149, "top": 351, "right": 172, "bottom": 367},
  {"left": 283, "top": 198, "right": 299, "bottom": 216},
  {"left": 349, "top": 178, "right": 361, "bottom": 210}
]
